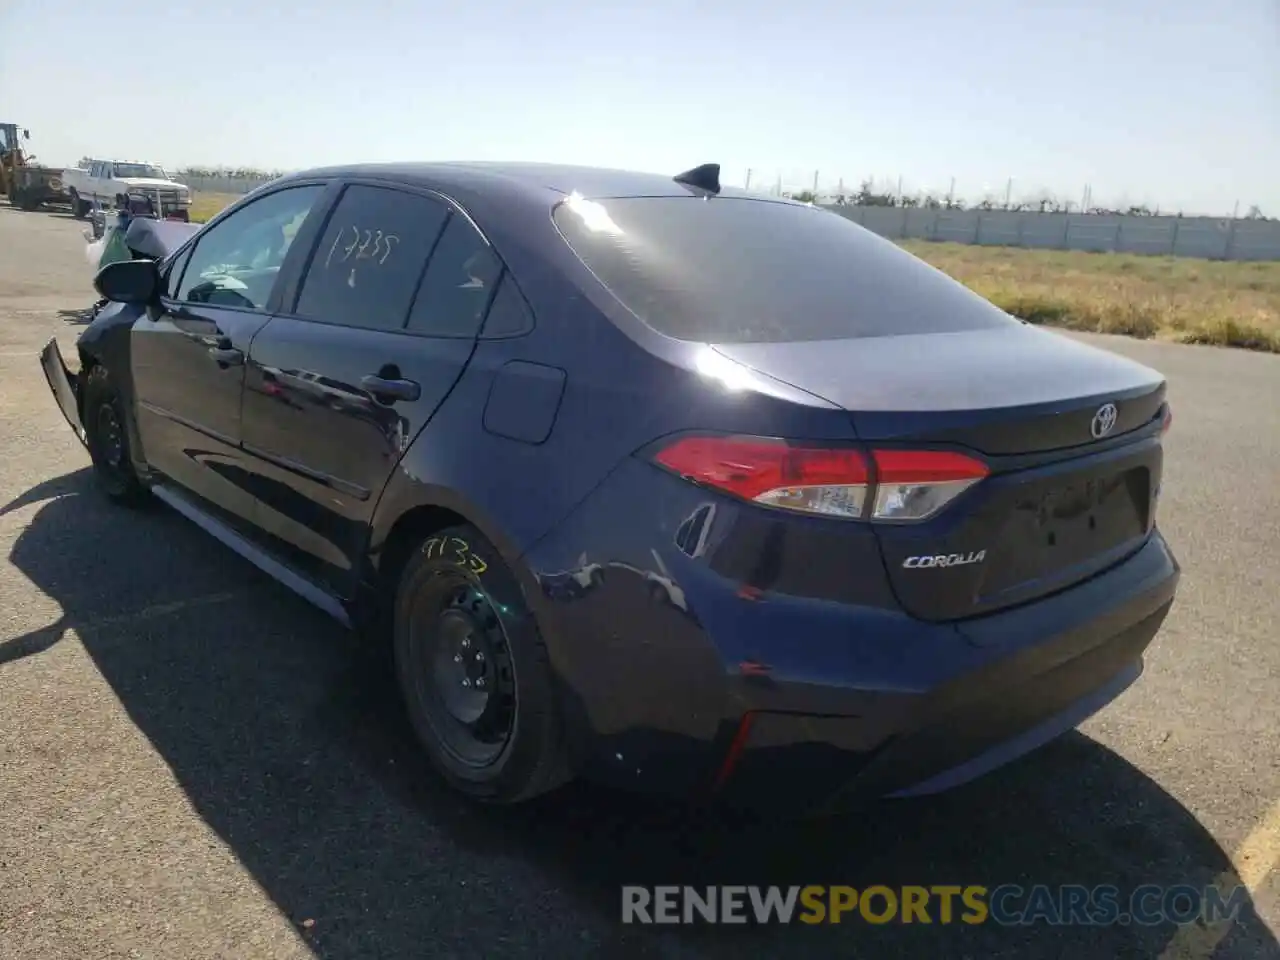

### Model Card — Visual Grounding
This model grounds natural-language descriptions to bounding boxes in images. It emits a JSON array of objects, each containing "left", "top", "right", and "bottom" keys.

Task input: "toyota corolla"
[{"left": 39, "top": 161, "right": 1179, "bottom": 812}]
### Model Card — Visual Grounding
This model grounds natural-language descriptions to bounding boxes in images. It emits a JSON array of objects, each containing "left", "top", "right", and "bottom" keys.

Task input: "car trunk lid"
[{"left": 711, "top": 326, "right": 1168, "bottom": 621}]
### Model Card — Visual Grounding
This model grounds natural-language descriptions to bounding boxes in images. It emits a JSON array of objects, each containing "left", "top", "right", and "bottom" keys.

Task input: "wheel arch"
[
  {"left": 74, "top": 349, "right": 98, "bottom": 424},
  {"left": 361, "top": 477, "right": 594, "bottom": 781},
  {"left": 74, "top": 313, "right": 149, "bottom": 482},
  {"left": 368, "top": 480, "right": 532, "bottom": 580},
  {"left": 374, "top": 504, "right": 469, "bottom": 602},
  {"left": 360, "top": 473, "right": 542, "bottom": 629}
]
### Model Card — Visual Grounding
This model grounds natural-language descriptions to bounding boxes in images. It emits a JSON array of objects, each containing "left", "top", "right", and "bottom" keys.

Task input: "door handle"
[
  {"left": 360, "top": 375, "right": 420, "bottom": 403},
  {"left": 207, "top": 335, "right": 243, "bottom": 367}
]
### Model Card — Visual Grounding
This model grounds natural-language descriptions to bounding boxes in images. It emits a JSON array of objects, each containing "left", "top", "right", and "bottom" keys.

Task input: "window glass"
[
  {"left": 552, "top": 196, "right": 1021, "bottom": 343},
  {"left": 294, "top": 185, "right": 448, "bottom": 331},
  {"left": 478, "top": 272, "right": 534, "bottom": 338},
  {"left": 405, "top": 215, "right": 500, "bottom": 337},
  {"left": 163, "top": 246, "right": 193, "bottom": 299},
  {"left": 176, "top": 185, "right": 322, "bottom": 311},
  {"left": 675, "top": 505, "right": 712, "bottom": 556},
  {"left": 675, "top": 515, "right": 695, "bottom": 552},
  {"left": 115, "top": 163, "right": 166, "bottom": 179}
]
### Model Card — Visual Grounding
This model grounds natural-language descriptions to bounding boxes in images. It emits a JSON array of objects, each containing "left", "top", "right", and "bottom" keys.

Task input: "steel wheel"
[
  {"left": 410, "top": 577, "right": 517, "bottom": 768},
  {"left": 83, "top": 364, "right": 148, "bottom": 506},
  {"left": 96, "top": 400, "right": 125, "bottom": 470},
  {"left": 391, "top": 524, "right": 569, "bottom": 803}
]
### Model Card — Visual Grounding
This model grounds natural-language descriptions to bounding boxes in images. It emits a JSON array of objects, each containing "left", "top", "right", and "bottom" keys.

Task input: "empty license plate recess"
[{"left": 981, "top": 468, "right": 1151, "bottom": 595}]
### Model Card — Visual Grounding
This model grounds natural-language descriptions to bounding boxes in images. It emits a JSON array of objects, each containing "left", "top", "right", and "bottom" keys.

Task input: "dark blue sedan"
[{"left": 40, "top": 161, "right": 1179, "bottom": 813}]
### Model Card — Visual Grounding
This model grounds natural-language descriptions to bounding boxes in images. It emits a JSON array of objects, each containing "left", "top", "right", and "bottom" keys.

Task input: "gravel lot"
[{"left": 0, "top": 205, "right": 1277, "bottom": 959}]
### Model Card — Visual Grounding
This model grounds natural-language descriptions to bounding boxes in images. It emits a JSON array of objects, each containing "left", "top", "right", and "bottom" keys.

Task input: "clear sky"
[{"left": 3, "top": 0, "right": 1277, "bottom": 215}]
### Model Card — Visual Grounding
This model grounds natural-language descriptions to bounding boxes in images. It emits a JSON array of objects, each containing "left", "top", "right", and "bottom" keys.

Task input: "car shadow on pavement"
[{"left": 4, "top": 470, "right": 1278, "bottom": 960}]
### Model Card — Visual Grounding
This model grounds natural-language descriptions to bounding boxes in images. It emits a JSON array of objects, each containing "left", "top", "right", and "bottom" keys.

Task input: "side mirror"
[
  {"left": 22, "top": 129, "right": 30, "bottom": 139},
  {"left": 94, "top": 258, "right": 160, "bottom": 304}
]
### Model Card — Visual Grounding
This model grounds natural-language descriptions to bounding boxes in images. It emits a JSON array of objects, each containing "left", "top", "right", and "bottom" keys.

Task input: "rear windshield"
[{"left": 552, "top": 195, "right": 1019, "bottom": 343}]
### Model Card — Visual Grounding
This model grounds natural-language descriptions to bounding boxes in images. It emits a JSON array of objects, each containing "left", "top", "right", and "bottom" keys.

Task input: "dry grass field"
[
  {"left": 187, "top": 191, "right": 1280, "bottom": 352},
  {"left": 903, "top": 241, "right": 1280, "bottom": 353},
  {"left": 189, "top": 191, "right": 242, "bottom": 224}
]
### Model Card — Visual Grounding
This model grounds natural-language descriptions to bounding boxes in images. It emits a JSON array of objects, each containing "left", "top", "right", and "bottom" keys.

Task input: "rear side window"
[
  {"left": 405, "top": 215, "right": 500, "bottom": 338},
  {"left": 294, "top": 185, "right": 448, "bottom": 331},
  {"left": 552, "top": 195, "right": 1020, "bottom": 343},
  {"left": 478, "top": 273, "right": 535, "bottom": 338}
]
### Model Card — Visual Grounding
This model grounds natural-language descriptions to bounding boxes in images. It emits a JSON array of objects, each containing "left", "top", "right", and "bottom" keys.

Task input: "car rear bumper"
[
  {"left": 728, "top": 548, "right": 1175, "bottom": 814},
  {"left": 39, "top": 338, "right": 86, "bottom": 446},
  {"left": 523, "top": 459, "right": 1180, "bottom": 811}
]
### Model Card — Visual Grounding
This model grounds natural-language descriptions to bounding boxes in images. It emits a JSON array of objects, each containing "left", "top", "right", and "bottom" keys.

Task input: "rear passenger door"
[{"left": 240, "top": 182, "right": 502, "bottom": 593}]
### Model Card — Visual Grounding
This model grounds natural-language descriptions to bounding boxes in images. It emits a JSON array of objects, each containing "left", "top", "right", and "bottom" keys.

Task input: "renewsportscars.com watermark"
[{"left": 622, "top": 884, "right": 1248, "bottom": 926}]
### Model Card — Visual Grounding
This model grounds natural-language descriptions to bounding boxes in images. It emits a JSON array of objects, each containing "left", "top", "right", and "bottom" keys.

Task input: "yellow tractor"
[{"left": 0, "top": 123, "right": 68, "bottom": 211}]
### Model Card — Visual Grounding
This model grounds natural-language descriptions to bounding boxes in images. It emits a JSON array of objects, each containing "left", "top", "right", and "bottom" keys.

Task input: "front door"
[
  {"left": 239, "top": 182, "right": 503, "bottom": 594},
  {"left": 130, "top": 183, "right": 330, "bottom": 525}
]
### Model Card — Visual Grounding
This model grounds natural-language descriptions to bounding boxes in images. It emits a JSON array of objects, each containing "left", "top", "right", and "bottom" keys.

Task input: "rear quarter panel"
[
  {"left": 367, "top": 279, "right": 863, "bottom": 573},
  {"left": 366, "top": 184, "right": 867, "bottom": 568}
]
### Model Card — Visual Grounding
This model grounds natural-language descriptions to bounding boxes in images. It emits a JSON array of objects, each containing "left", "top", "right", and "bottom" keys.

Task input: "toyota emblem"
[{"left": 1091, "top": 403, "right": 1118, "bottom": 439}]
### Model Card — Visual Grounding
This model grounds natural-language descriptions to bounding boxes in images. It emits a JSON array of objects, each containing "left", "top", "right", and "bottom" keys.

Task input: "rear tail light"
[
  {"left": 652, "top": 435, "right": 988, "bottom": 522},
  {"left": 871, "top": 449, "right": 989, "bottom": 522},
  {"left": 1161, "top": 404, "right": 1172, "bottom": 435}
]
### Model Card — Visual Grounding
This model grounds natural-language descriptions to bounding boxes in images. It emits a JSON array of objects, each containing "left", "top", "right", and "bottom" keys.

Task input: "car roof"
[
  {"left": 258, "top": 163, "right": 806, "bottom": 309},
  {"left": 273, "top": 161, "right": 784, "bottom": 205}
]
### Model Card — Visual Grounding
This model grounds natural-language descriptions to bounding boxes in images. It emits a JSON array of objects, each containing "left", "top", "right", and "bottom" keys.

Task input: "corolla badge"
[
  {"left": 903, "top": 550, "right": 986, "bottom": 569},
  {"left": 1091, "top": 402, "right": 1118, "bottom": 439}
]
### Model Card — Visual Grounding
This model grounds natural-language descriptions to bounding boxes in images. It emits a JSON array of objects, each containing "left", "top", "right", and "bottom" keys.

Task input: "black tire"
[
  {"left": 82, "top": 364, "right": 149, "bottom": 506},
  {"left": 68, "top": 191, "right": 83, "bottom": 219},
  {"left": 392, "top": 524, "right": 569, "bottom": 803}
]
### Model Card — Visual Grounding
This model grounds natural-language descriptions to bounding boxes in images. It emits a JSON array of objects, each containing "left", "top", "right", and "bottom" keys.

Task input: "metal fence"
[
  {"left": 172, "top": 172, "right": 1280, "bottom": 261},
  {"left": 174, "top": 174, "right": 276, "bottom": 195},
  {"left": 825, "top": 206, "right": 1280, "bottom": 261}
]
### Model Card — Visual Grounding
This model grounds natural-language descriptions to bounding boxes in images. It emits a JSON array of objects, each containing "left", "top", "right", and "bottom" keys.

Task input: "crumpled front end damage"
[{"left": 40, "top": 338, "right": 86, "bottom": 447}]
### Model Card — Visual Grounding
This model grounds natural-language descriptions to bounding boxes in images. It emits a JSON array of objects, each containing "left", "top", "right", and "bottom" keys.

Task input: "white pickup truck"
[{"left": 62, "top": 158, "right": 192, "bottom": 221}]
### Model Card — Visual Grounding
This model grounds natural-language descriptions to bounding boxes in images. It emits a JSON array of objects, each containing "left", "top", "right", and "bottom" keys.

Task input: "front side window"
[
  {"left": 163, "top": 246, "right": 194, "bottom": 299},
  {"left": 176, "top": 185, "right": 323, "bottom": 311},
  {"left": 293, "top": 185, "right": 449, "bottom": 332}
]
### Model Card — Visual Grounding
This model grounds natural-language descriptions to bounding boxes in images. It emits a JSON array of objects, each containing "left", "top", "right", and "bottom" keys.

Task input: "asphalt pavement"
[{"left": 0, "top": 205, "right": 1276, "bottom": 959}]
